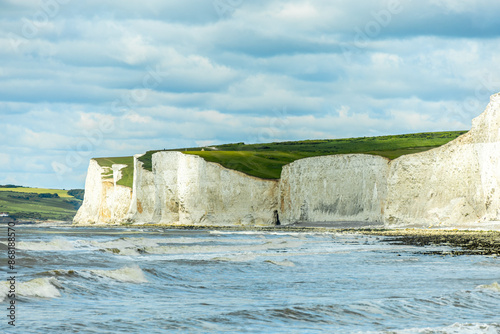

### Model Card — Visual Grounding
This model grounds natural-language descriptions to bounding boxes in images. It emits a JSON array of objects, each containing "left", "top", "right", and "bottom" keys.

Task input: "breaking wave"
[
  {"left": 477, "top": 282, "right": 500, "bottom": 293},
  {"left": 362, "top": 323, "right": 500, "bottom": 334},
  {"left": 264, "top": 259, "right": 296, "bottom": 267},
  {"left": 0, "top": 277, "right": 62, "bottom": 301},
  {"left": 211, "top": 254, "right": 258, "bottom": 262},
  {"left": 90, "top": 265, "right": 148, "bottom": 283},
  {"left": 142, "top": 239, "right": 303, "bottom": 255},
  {"left": 14, "top": 239, "right": 75, "bottom": 251},
  {"left": 96, "top": 237, "right": 303, "bottom": 256}
]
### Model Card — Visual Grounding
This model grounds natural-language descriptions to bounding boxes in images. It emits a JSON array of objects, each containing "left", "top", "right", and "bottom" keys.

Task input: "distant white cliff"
[
  {"left": 75, "top": 152, "right": 278, "bottom": 226},
  {"left": 74, "top": 93, "right": 500, "bottom": 228}
]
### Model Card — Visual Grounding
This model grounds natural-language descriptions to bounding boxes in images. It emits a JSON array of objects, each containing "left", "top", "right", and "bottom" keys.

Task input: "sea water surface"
[{"left": 1, "top": 225, "right": 499, "bottom": 333}]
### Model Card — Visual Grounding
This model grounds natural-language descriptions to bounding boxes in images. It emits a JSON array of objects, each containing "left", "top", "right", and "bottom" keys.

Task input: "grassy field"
[
  {"left": 135, "top": 131, "right": 467, "bottom": 179},
  {"left": 0, "top": 187, "right": 73, "bottom": 198},
  {"left": 0, "top": 187, "right": 82, "bottom": 221}
]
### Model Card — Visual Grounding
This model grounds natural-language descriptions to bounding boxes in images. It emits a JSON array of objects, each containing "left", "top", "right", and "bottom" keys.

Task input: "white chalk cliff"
[
  {"left": 74, "top": 93, "right": 500, "bottom": 228},
  {"left": 73, "top": 160, "right": 132, "bottom": 224},
  {"left": 75, "top": 152, "right": 279, "bottom": 226},
  {"left": 278, "top": 154, "right": 389, "bottom": 225},
  {"left": 385, "top": 93, "right": 500, "bottom": 227}
]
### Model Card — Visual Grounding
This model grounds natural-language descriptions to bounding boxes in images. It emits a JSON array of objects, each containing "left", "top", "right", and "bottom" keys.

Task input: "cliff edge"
[{"left": 385, "top": 93, "right": 500, "bottom": 227}]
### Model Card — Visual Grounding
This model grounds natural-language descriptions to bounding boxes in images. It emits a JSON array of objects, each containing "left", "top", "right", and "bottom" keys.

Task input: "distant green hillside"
[
  {"left": 0, "top": 187, "right": 83, "bottom": 221},
  {"left": 94, "top": 131, "right": 466, "bottom": 184}
]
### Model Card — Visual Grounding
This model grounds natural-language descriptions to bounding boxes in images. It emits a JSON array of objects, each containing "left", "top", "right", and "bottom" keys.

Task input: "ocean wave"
[
  {"left": 264, "top": 259, "right": 296, "bottom": 267},
  {"left": 211, "top": 254, "right": 258, "bottom": 262},
  {"left": 360, "top": 323, "right": 500, "bottom": 334},
  {"left": 38, "top": 269, "right": 79, "bottom": 278},
  {"left": 90, "top": 236, "right": 306, "bottom": 256},
  {"left": 90, "top": 265, "right": 148, "bottom": 283},
  {"left": 0, "top": 277, "right": 62, "bottom": 301},
  {"left": 477, "top": 282, "right": 500, "bottom": 293},
  {"left": 12, "top": 239, "right": 75, "bottom": 251},
  {"left": 117, "top": 236, "right": 264, "bottom": 246},
  {"left": 89, "top": 238, "right": 145, "bottom": 250},
  {"left": 141, "top": 239, "right": 303, "bottom": 255},
  {"left": 100, "top": 247, "right": 144, "bottom": 256}
]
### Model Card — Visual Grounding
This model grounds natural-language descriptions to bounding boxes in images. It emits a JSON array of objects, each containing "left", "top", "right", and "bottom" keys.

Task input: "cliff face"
[
  {"left": 385, "top": 94, "right": 500, "bottom": 226},
  {"left": 279, "top": 154, "right": 389, "bottom": 225},
  {"left": 126, "top": 154, "right": 155, "bottom": 223},
  {"left": 74, "top": 160, "right": 132, "bottom": 224},
  {"left": 75, "top": 152, "right": 279, "bottom": 226},
  {"left": 278, "top": 94, "right": 500, "bottom": 227},
  {"left": 151, "top": 152, "right": 279, "bottom": 226}
]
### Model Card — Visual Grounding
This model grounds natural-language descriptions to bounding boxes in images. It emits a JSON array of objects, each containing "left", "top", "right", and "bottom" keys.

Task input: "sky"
[{"left": 1, "top": 0, "right": 500, "bottom": 189}]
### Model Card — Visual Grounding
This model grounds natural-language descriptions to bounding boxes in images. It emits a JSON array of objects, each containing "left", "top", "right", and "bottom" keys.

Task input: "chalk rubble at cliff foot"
[
  {"left": 73, "top": 160, "right": 132, "bottom": 224},
  {"left": 384, "top": 93, "right": 500, "bottom": 227},
  {"left": 150, "top": 152, "right": 278, "bottom": 226},
  {"left": 278, "top": 154, "right": 390, "bottom": 225}
]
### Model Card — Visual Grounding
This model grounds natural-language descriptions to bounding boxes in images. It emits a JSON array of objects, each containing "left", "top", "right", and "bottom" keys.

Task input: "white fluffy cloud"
[{"left": 1, "top": 0, "right": 499, "bottom": 188}]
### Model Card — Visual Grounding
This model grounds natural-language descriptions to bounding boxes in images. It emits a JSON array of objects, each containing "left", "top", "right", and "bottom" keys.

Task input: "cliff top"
[{"left": 92, "top": 131, "right": 466, "bottom": 187}]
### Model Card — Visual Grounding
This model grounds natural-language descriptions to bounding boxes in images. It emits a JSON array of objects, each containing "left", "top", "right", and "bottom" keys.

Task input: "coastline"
[
  {"left": 362, "top": 229, "right": 500, "bottom": 256},
  {"left": 29, "top": 220, "right": 500, "bottom": 256}
]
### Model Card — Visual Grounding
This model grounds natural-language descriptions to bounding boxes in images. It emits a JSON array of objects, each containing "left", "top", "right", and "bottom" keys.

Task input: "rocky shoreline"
[
  {"left": 157, "top": 225, "right": 500, "bottom": 256},
  {"left": 27, "top": 221, "right": 500, "bottom": 256},
  {"left": 96, "top": 223, "right": 500, "bottom": 256},
  {"left": 362, "top": 229, "right": 500, "bottom": 256}
]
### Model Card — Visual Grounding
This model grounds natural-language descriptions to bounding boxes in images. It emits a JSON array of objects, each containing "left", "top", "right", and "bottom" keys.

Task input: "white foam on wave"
[
  {"left": 123, "top": 236, "right": 264, "bottom": 246},
  {"left": 89, "top": 236, "right": 305, "bottom": 256},
  {"left": 211, "top": 254, "right": 258, "bottom": 262},
  {"left": 89, "top": 238, "right": 143, "bottom": 249},
  {"left": 85, "top": 238, "right": 154, "bottom": 256},
  {"left": 360, "top": 323, "right": 500, "bottom": 334},
  {"left": 0, "top": 277, "right": 62, "bottom": 301},
  {"left": 101, "top": 247, "right": 144, "bottom": 256},
  {"left": 91, "top": 265, "right": 148, "bottom": 283},
  {"left": 14, "top": 239, "right": 74, "bottom": 251},
  {"left": 477, "top": 282, "right": 500, "bottom": 293},
  {"left": 142, "top": 239, "right": 304, "bottom": 255},
  {"left": 264, "top": 259, "right": 295, "bottom": 267}
]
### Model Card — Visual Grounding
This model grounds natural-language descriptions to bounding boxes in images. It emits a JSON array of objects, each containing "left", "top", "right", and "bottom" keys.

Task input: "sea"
[{"left": 1, "top": 224, "right": 499, "bottom": 334}]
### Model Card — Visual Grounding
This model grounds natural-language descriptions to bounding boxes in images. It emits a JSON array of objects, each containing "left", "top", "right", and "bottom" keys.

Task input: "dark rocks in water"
[{"left": 365, "top": 229, "right": 500, "bottom": 256}]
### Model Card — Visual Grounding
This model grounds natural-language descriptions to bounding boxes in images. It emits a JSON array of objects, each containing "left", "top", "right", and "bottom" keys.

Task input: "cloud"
[{"left": 0, "top": 0, "right": 498, "bottom": 188}]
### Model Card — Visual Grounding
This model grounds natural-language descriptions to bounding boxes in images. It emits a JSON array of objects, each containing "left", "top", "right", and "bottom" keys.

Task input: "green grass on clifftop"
[
  {"left": 93, "top": 156, "right": 134, "bottom": 188},
  {"left": 134, "top": 131, "right": 466, "bottom": 179}
]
